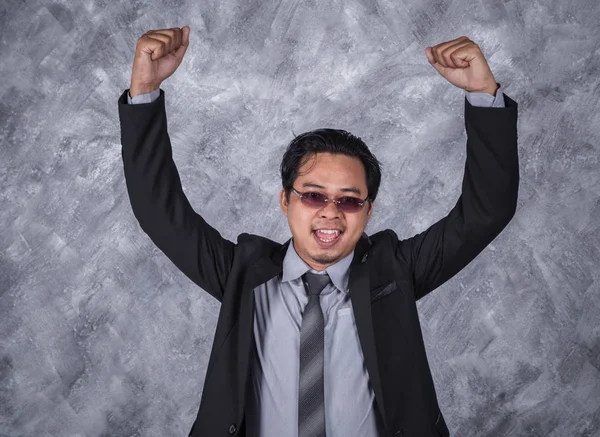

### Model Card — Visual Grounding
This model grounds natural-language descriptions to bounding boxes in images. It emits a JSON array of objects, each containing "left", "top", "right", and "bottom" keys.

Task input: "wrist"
[
  {"left": 129, "top": 83, "right": 160, "bottom": 97},
  {"left": 468, "top": 82, "right": 499, "bottom": 96}
]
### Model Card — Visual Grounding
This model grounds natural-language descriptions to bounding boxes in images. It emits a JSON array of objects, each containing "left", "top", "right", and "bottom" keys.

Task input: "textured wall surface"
[{"left": 1, "top": 0, "right": 599, "bottom": 436}]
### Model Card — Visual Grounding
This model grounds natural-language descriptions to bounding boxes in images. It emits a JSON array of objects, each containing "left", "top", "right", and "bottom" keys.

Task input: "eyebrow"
[{"left": 301, "top": 182, "right": 363, "bottom": 196}]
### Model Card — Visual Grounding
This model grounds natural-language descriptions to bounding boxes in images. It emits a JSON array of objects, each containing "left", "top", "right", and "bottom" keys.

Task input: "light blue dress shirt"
[
  {"left": 126, "top": 84, "right": 506, "bottom": 436},
  {"left": 245, "top": 241, "right": 383, "bottom": 437}
]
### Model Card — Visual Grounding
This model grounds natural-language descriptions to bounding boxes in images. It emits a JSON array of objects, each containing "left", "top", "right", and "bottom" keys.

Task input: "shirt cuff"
[
  {"left": 465, "top": 83, "right": 505, "bottom": 108},
  {"left": 124, "top": 84, "right": 506, "bottom": 108},
  {"left": 127, "top": 87, "right": 161, "bottom": 104}
]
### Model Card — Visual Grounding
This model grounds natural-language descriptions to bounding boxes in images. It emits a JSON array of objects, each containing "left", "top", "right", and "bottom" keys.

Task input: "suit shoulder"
[
  {"left": 368, "top": 229, "right": 399, "bottom": 246},
  {"left": 367, "top": 229, "right": 410, "bottom": 269},
  {"left": 237, "top": 232, "right": 281, "bottom": 250}
]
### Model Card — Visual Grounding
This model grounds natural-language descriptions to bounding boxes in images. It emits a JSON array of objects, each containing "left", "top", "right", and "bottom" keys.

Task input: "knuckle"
[{"left": 152, "top": 40, "right": 164, "bottom": 52}]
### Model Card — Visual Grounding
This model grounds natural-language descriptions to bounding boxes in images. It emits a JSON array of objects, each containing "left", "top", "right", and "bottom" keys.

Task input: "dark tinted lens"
[
  {"left": 336, "top": 197, "right": 363, "bottom": 213},
  {"left": 301, "top": 192, "right": 328, "bottom": 208},
  {"left": 299, "top": 191, "right": 366, "bottom": 213}
]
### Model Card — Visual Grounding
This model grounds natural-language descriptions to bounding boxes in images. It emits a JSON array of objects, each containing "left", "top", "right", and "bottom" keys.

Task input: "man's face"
[{"left": 280, "top": 152, "right": 374, "bottom": 271}]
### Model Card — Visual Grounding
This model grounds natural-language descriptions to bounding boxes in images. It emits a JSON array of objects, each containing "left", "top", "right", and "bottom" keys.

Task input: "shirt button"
[{"left": 228, "top": 424, "right": 237, "bottom": 434}]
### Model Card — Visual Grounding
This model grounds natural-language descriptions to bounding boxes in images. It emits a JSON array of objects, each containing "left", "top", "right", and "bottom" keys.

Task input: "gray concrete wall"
[{"left": 1, "top": 0, "right": 599, "bottom": 435}]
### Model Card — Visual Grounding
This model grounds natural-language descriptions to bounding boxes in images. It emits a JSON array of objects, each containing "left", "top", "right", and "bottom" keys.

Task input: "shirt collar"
[{"left": 281, "top": 238, "right": 353, "bottom": 293}]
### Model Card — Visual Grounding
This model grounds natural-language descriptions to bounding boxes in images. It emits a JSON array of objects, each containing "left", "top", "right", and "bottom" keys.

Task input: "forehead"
[{"left": 296, "top": 152, "right": 367, "bottom": 193}]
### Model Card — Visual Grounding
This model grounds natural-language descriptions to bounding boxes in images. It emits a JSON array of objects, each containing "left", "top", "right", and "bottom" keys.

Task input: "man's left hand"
[{"left": 425, "top": 36, "right": 498, "bottom": 95}]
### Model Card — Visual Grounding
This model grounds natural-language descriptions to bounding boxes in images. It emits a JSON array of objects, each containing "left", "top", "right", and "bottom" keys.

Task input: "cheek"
[
  {"left": 287, "top": 205, "right": 314, "bottom": 231},
  {"left": 346, "top": 215, "right": 368, "bottom": 235}
]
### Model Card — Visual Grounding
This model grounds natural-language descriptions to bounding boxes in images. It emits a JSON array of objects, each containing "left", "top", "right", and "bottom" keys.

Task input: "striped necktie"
[{"left": 298, "top": 271, "right": 331, "bottom": 437}]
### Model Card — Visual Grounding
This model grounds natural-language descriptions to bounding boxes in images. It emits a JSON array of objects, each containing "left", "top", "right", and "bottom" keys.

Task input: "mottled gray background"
[{"left": 1, "top": 0, "right": 599, "bottom": 435}]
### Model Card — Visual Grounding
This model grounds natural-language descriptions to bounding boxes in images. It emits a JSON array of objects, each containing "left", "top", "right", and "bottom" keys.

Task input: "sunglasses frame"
[{"left": 290, "top": 188, "right": 370, "bottom": 213}]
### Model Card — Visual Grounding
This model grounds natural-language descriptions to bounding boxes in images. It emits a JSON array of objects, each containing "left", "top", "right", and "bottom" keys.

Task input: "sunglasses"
[{"left": 291, "top": 188, "right": 370, "bottom": 213}]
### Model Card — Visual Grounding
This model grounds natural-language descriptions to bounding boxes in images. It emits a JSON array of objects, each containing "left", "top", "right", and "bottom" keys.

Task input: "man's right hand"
[{"left": 130, "top": 26, "right": 190, "bottom": 97}]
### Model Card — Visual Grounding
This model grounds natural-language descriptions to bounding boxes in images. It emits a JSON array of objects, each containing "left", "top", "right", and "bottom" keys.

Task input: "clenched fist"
[
  {"left": 130, "top": 26, "right": 190, "bottom": 97},
  {"left": 425, "top": 36, "right": 498, "bottom": 96}
]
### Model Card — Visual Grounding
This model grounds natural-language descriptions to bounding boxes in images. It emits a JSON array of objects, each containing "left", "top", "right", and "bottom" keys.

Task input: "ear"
[
  {"left": 366, "top": 200, "right": 374, "bottom": 221},
  {"left": 280, "top": 189, "right": 289, "bottom": 217}
]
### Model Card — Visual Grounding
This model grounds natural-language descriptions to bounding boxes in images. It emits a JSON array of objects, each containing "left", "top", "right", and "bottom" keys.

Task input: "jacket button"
[{"left": 228, "top": 424, "right": 237, "bottom": 434}]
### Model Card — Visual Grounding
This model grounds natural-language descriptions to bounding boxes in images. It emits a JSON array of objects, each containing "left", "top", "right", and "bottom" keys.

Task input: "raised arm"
[
  {"left": 394, "top": 92, "right": 518, "bottom": 300},
  {"left": 394, "top": 37, "right": 519, "bottom": 300},
  {"left": 118, "top": 26, "right": 235, "bottom": 302}
]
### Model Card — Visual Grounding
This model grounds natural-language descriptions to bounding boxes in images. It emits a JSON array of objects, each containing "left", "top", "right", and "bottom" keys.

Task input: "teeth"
[{"left": 314, "top": 229, "right": 341, "bottom": 243}]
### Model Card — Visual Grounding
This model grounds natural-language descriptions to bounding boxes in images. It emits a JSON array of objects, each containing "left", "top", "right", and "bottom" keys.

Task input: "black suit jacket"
[{"left": 118, "top": 89, "right": 518, "bottom": 437}]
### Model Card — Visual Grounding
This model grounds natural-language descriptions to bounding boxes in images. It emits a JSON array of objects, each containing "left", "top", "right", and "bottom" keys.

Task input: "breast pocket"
[{"left": 370, "top": 280, "right": 398, "bottom": 302}]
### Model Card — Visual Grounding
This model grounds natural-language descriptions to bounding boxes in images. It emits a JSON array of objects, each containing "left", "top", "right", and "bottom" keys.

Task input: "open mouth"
[{"left": 313, "top": 229, "right": 342, "bottom": 248}]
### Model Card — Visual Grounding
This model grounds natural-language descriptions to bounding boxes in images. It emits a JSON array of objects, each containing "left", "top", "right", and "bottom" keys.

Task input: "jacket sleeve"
[
  {"left": 394, "top": 92, "right": 519, "bottom": 301},
  {"left": 118, "top": 88, "right": 235, "bottom": 303}
]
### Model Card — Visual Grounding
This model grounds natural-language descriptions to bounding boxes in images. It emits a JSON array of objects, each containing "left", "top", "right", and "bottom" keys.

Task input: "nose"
[{"left": 318, "top": 200, "right": 341, "bottom": 219}]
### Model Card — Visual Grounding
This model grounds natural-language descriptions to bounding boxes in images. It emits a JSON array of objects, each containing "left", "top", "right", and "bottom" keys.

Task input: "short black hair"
[{"left": 280, "top": 128, "right": 382, "bottom": 202}]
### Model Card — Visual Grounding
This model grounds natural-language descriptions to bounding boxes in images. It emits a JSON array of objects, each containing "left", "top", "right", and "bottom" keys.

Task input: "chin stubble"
[{"left": 309, "top": 252, "right": 341, "bottom": 265}]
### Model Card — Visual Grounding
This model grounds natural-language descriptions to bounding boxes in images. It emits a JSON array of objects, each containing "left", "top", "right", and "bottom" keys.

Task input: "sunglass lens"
[
  {"left": 337, "top": 197, "right": 362, "bottom": 213},
  {"left": 302, "top": 192, "right": 328, "bottom": 208}
]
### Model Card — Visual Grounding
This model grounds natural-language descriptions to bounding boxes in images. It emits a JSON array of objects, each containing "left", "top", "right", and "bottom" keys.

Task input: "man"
[{"left": 118, "top": 26, "right": 518, "bottom": 437}]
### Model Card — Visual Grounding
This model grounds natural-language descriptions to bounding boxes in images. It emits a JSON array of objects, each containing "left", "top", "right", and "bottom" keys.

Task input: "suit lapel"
[
  {"left": 349, "top": 234, "right": 389, "bottom": 432},
  {"left": 236, "top": 240, "right": 290, "bottom": 418}
]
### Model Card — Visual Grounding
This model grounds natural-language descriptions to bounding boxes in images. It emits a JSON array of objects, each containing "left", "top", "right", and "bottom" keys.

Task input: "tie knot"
[{"left": 302, "top": 272, "right": 331, "bottom": 296}]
